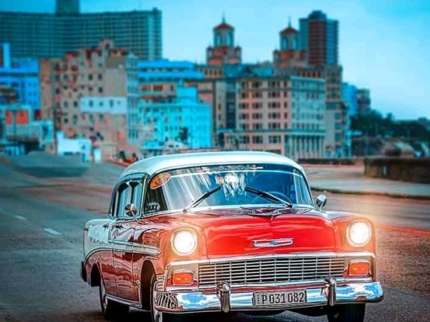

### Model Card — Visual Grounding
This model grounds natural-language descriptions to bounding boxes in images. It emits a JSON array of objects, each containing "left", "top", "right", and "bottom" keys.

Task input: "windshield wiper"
[
  {"left": 245, "top": 187, "right": 293, "bottom": 208},
  {"left": 183, "top": 186, "right": 221, "bottom": 212}
]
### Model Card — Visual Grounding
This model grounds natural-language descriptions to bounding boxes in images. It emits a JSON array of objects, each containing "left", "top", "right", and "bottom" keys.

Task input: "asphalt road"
[{"left": 0, "top": 160, "right": 430, "bottom": 322}]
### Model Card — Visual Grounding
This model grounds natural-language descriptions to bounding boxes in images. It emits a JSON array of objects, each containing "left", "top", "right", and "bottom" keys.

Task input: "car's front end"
[{"left": 152, "top": 215, "right": 383, "bottom": 321}]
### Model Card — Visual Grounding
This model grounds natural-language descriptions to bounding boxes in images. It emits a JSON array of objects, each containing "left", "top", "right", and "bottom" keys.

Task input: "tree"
[{"left": 178, "top": 127, "right": 189, "bottom": 144}]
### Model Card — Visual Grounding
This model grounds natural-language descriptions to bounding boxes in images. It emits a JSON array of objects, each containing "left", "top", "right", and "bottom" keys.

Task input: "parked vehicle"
[{"left": 81, "top": 151, "right": 384, "bottom": 322}]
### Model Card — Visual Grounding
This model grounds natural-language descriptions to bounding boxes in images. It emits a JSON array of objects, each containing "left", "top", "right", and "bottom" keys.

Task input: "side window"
[
  {"left": 116, "top": 183, "right": 131, "bottom": 219},
  {"left": 109, "top": 190, "right": 118, "bottom": 216},
  {"left": 130, "top": 181, "right": 144, "bottom": 214}
]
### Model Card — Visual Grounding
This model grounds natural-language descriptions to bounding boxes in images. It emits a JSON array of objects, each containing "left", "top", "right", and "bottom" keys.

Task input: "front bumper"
[{"left": 154, "top": 280, "right": 384, "bottom": 313}]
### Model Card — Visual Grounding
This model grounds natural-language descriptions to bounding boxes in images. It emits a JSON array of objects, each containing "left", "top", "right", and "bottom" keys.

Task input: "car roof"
[{"left": 120, "top": 151, "right": 305, "bottom": 178}]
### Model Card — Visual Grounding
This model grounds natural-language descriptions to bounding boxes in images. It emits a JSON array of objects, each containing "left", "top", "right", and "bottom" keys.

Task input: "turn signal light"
[
  {"left": 172, "top": 271, "right": 194, "bottom": 286},
  {"left": 348, "top": 260, "right": 370, "bottom": 277}
]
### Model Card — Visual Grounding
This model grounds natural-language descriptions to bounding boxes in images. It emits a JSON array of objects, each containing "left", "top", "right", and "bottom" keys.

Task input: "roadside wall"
[{"left": 364, "top": 157, "right": 430, "bottom": 184}]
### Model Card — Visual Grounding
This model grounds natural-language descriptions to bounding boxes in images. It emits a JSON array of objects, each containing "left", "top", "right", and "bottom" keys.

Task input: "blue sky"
[{"left": 1, "top": 0, "right": 429, "bottom": 120}]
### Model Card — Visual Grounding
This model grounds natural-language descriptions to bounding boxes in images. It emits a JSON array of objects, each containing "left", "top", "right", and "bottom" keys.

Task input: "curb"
[
  {"left": 376, "top": 225, "right": 430, "bottom": 237},
  {"left": 109, "top": 160, "right": 131, "bottom": 167},
  {"left": 311, "top": 186, "right": 430, "bottom": 201}
]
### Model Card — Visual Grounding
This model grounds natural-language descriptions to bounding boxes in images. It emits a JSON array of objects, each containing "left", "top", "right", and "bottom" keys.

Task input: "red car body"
[{"left": 81, "top": 151, "right": 383, "bottom": 322}]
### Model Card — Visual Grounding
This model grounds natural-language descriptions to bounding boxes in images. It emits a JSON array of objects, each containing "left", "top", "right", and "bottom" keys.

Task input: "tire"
[
  {"left": 99, "top": 276, "right": 130, "bottom": 320},
  {"left": 327, "top": 304, "right": 366, "bottom": 322},
  {"left": 150, "top": 274, "right": 183, "bottom": 322}
]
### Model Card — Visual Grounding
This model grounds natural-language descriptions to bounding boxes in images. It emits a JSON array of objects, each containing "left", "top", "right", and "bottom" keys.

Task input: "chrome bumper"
[{"left": 154, "top": 280, "right": 384, "bottom": 313}]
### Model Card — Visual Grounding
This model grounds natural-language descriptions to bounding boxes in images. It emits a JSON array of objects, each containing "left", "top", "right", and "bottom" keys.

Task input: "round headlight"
[
  {"left": 347, "top": 221, "right": 372, "bottom": 247},
  {"left": 171, "top": 230, "right": 197, "bottom": 256}
]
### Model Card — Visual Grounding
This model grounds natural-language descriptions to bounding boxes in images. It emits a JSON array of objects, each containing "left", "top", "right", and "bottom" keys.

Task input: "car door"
[{"left": 110, "top": 180, "right": 137, "bottom": 301}]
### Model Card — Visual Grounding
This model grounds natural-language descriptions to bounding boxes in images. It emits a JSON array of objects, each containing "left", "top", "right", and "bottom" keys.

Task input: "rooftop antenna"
[
  {"left": 222, "top": 12, "right": 226, "bottom": 23},
  {"left": 288, "top": 16, "right": 292, "bottom": 27}
]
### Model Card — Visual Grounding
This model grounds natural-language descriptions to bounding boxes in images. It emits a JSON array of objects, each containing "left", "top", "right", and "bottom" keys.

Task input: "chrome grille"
[{"left": 198, "top": 257, "right": 346, "bottom": 287}]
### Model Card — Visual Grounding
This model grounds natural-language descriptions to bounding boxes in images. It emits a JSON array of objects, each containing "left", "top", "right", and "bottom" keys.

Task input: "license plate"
[{"left": 253, "top": 290, "right": 307, "bottom": 307}]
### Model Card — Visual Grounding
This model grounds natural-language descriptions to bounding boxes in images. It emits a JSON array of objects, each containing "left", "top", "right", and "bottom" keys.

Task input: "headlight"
[
  {"left": 171, "top": 230, "right": 197, "bottom": 256},
  {"left": 347, "top": 221, "right": 372, "bottom": 247}
]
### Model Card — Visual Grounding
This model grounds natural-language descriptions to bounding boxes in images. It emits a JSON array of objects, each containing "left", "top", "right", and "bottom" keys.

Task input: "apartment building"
[
  {"left": 40, "top": 40, "right": 138, "bottom": 160},
  {"left": 221, "top": 76, "right": 326, "bottom": 158},
  {"left": 140, "top": 85, "right": 211, "bottom": 156},
  {"left": 0, "top": 49, "right": 40, "bottom": 112}
]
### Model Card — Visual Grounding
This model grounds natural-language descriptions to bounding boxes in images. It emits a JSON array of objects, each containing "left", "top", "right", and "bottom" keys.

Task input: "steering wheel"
[{"left": 251, "top": 191, "right": 293, "bottom": 205}]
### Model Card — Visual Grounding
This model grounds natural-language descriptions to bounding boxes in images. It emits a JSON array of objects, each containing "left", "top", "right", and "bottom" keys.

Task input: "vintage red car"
[{"left": 80, "top": 151, "right": 384, "bottom": 322}]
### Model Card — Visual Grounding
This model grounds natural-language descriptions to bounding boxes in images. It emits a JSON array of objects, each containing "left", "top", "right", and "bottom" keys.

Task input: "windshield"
[{"left": 144, "top": 163, "right": 313, "bottom": 214}]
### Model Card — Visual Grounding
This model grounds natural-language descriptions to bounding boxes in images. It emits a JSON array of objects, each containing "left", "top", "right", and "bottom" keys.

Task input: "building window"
[
  {"left": 215, "top": 34, "right": 222, "bottom": 46},
  {"left": 269, "top": 135, "right": 281, "bottom": 144},
  {"left": 252, "top": 136, "right": 263, "bottom": 144}
]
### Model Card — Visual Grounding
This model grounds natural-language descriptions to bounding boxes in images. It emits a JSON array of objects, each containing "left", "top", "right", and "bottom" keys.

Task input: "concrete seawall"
[{"left": 364, "top": 157, "right": 430, "bottom": 184}]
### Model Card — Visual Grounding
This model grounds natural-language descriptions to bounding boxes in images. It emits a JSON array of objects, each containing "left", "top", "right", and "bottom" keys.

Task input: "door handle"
[
  {"left": 103, "top": 223, "right": 109, "bottom": 229},
  {"left": 114, "top": 224, "right": 123, "bottom": 229}
]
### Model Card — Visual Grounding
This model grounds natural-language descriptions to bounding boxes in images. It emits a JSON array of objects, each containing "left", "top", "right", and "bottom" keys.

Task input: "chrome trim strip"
[
  {"left": 154, "top": 281, "right": 384, "bottom": 313},
  {"left": 165, "top": 251, "right": 376, "bottom": 268},
  {"left": 192, "top": 277, "right": 373, "bottom": 291},
  {"left": 106, "top": 294, "right": 143, "bottom": 309},
  {"left": 144, "top": 203, "right": 316, "bottom": 218},
  {"left": 111, "top": 240, "right": 161, "bottom": 256},
  {"left": 83, "top": 243, "right": 160, "bottom": 265},
  {"left": 83, "top": 247, "right": 112, "bottom": 265}
]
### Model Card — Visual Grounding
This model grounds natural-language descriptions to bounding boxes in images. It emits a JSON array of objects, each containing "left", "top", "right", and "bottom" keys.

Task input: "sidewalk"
[{"left": 304, "top": 165, "right": 430, "bottom": 200}]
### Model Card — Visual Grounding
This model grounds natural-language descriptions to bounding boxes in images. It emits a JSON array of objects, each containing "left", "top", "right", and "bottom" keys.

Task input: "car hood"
[{"left": 165, "top": 207, "right": 337, "bottom": 258}]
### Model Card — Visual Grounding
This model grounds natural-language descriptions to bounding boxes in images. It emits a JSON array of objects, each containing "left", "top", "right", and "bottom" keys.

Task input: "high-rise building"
[
  {"left": 0, "top": 44, "right": 11, "bottom": 68},
  {"left": 299, "top": 10, "right": 339, "bottom": 66},
  {"left": 0, "top": 0, "right": 162, "bottom": 60},
  {"left": 56, "top": 0, "right": 80, "bottom": 15}
]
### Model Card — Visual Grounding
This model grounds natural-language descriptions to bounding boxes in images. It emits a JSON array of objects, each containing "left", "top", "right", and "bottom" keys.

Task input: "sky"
[{"left": 1, "top": 0, "right": 430, "bottom": 120}]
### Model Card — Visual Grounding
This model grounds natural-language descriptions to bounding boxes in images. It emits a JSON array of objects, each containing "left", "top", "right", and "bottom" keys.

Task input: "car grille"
[{"left": 198, "top": 256, "right": 346, "bottom": 287}]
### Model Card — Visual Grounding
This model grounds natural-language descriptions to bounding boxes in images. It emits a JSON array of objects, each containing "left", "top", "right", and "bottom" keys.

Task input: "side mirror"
[
  {"left": 124, "top": 203, "right": 138, "bottom": 217},
  {"left": 315, "top": 194, "right": 327, "bottom": 211}
]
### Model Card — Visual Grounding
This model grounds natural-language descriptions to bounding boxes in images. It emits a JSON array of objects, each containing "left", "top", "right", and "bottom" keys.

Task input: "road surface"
[{"left": 0, "top": 159, "right": 429, "bottom": 322}]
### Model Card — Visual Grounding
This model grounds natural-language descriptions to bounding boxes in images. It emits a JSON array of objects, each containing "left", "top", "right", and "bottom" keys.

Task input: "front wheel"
[
  {"left": 99, "top": 276, "right": 129, "bottom": 320},
  {"left": 150, "top": 274, "right": 183, "bottom": 322},
  {"left": 327, "top": 304, "right": 366, "bottom": 322}
]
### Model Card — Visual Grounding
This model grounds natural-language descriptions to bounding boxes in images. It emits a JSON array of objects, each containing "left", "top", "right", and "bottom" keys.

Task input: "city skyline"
[{"left": 1, "top": 0, "right": 429, "bottom": 120}]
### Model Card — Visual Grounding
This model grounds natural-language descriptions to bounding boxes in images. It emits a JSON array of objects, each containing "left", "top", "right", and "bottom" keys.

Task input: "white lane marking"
[
  {"left": 14, "top": 215, "right": 27, "bottom": 221},
  {"left": 44, "top": 228, "right": 62, "bottom": 236}
]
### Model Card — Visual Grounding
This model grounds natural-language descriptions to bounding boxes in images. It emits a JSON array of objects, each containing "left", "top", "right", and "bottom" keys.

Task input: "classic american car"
[{"left": 80, "top": 151, "right": 384, "bottom": 322}]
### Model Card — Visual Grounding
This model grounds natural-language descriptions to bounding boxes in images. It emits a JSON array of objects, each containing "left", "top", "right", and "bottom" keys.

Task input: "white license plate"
[{"left": 253, "top": 290, "right": 307, "bottom": 307}]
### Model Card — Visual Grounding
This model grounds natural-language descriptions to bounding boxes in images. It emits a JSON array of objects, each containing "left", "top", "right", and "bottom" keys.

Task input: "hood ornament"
[{"left": 253, "top": 238, "right": 294, "bottom": 248}]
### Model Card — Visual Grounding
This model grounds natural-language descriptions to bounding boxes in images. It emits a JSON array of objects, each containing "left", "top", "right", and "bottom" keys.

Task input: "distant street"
[{"left": 0, "top": 158, "right": 429, "bottom": 322}]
